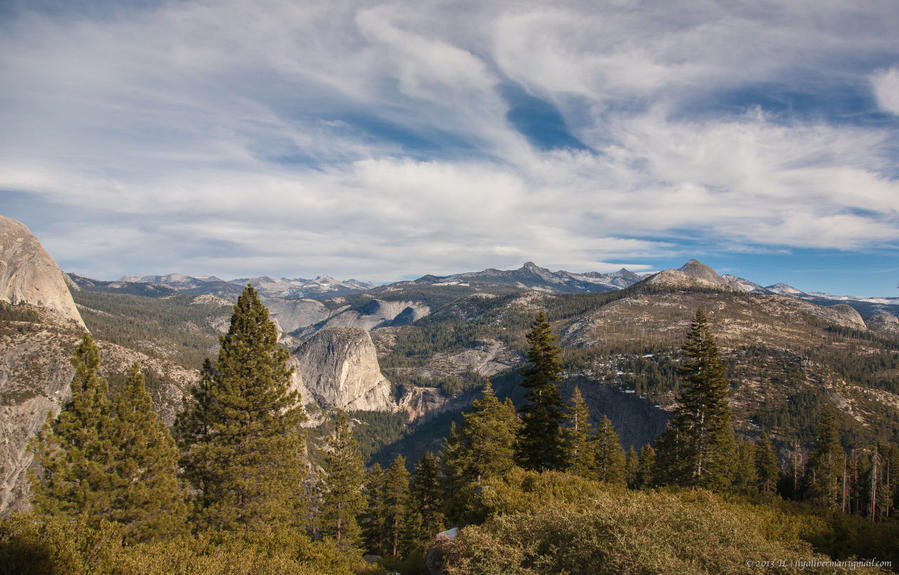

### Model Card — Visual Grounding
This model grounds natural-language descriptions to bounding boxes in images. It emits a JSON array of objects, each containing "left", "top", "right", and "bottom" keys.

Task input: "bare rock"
[
  {"left": 812, "top": 303, "right": 867, "bottom": 331},
  {"left": 398, "top": 387, "right": 450, "bottom": 422},
  {"left": 290, "top": 327, "right": 395, "bottom": 412},
  {"left": 866, "top": 311, "right": 899, "bottom": 334},
  {"left": 0, "top": 216, "right": 85, "bottom": 329}
]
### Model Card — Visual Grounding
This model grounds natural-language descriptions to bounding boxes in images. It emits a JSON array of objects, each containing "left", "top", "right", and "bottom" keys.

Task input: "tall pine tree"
[
  {"left": 806, "top": 407, "right": 845, "bottom": 509},
  {"left": 32, "top": 334, "right": 117, "bottom": 525},
  {"left": 383, "top": 455, "right": 410, "bottom": 559},
  {"left": 562, "top": 386, "right": 595, "bottom": 477},
  {"left": 320, "top": 410, "right": 366, "bottom": 552},
  {"left": 176, "top": 285, "right": 307, "bottom": 533},
  {"left": 107, "top": 363, "right": 187, "bottom": 542},
  {"left": 636, "top": 444, "right": 656, "bottom": 489},
  {"left": 32, "top": 337, "right": 186, "bottom": 542},
  {"left": 443, "top": 381, "right": 518, "bottom": 524},
  {"left": 361, "top": 463, "right": 387, "bottom": 556},
  {"left": 517, "top": 311, "right": 566, "bottom": 471},
  {"left": 403, "top": 452, "right": 445, "bottom": 555},
  {"left": 460, "top": 381, "right": 518, "bottom": 483},
  {"left": 654, "top": 307, "right": 736, "bottom": 490},
  {"left": 756, "top": 432, "right": 780, "bottom": 495},
  {"left": 594, "top": 416, "right": 626, "bottom": 486}
]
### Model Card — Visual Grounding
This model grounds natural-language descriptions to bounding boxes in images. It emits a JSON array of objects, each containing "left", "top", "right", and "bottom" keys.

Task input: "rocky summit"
[
  {"left": 290, "top": 327, "right": 395, "bottom": 413},
  {"left": 0, "top": 215, "right": 85, "bottom": 329}
]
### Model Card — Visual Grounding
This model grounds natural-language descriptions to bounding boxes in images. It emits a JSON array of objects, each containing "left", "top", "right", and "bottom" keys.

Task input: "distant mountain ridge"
[
  {"left": 409, "top": 261, "right": 644, "bottom": 293},
  {"left": 66, "top": 259, "right": 899, "bottom": 321},
  {"left": 69, "top": 273, "right": 375, "bottom": 300}
]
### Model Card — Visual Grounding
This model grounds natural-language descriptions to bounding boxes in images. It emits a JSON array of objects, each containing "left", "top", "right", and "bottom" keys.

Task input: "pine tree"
[
  {"left": 654, "top": 307, "right": 736, "bottom": 490},
  {"left": 626, "top": 447, "right": 640, "bottom": 489},
  {"left": 32, "top": 337, "right": 186, "bottom": 542},
  {"left": 806, "top": 407, "right": 844, "bottom": 509},
  {"left": 361, "top": 463, "right": 387, "bottom": 556},
  {"left": 594, "top": 416, "right": 626, "bottom": 485},
  {"left": 32, "top": 334, "right": 117, "bottom": 525},
  {"left": 107, "top": 364, "right": 187, "bottom": 542},
  {"left": 403, "top": 452, "right": 445, "bottom": 555},
  {"left": 384, "top": 455, "right": 410, "bottom": 559},
  {"left": 636, "top": 444, "right": 656, "bottom": 489},
  {"left": 517, "top": 311, "right": 566, "bottom": 471},
  {"left": 756, "top": 432, "right": 780, "bottom": 495},
  {"left": 176, "top": 285, "right": 307, "bottom": 533},
  {"left": 443, "top": 382, "right": 518, "bottom": 524},
  {"left": 562, "top": 386, "right": 595, "bottom": 477},
  {"left": 732, "top": 437, "right": 759, "bottom": 495},
  {"left": 173, "top": 358, "right": 216, "bottom": 508},
  {"left": 461, "top": 381, "right": 518, "bottom": 483},
  {"left": 440, "top": 421, "right": 466, "bottom": 508},
  {"left": 320, "top": 410, "right": 366, "bottom": 552}
]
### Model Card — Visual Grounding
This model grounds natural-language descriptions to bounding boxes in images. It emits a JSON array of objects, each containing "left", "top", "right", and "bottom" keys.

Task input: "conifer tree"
[
  {"left": 403, "top": 452, "right": 445, "bottom": 555},
  {"left": 461, "top": 381, "right": 518, "bottom": 482},
  {"left": 654, "top": 307, "right": 736, "bottom": 490},
  {"left": 440, "top": 422, "right": 466, "bottom": 507},
  {"left": 626, "top": 447, "right": 640, "bottom": 489},
  {"left": 32, "top": 334, "right": 117, "bottom": 525},
  {"left": 174, "top": 359, "right": 215, "bottom": 505},
  {"left": 384, "top": 455, "right": 410, "bottom": 559},
  {"left": 108, "top": 364, "right": 187, "bottom": 542},
  {"left": 756, "top": 432, "right": 780, "bottom": 495},
  {"left": 361, "top": 463, "right": 387, "bottom": 556},
  {"left": 732, "top": 437, "right": 759, "bottom": 495},
  {"left": 443, "top": 382, "right": 518, "bottom": 523},
  {"left": 320, "top": 410, "right": 366, "bottom": 552},
  {"left": 517, "top": 311, "right": 566, "bottom": 471},
  {"left": 806, "top": 407, "right": 844, "bottom": 509},
  {"left": 594, "top": 416, "right": 626, "bottom": 485},
  {"left": 563, "top": 386, "right": 595, "bottom": 477},
  {"left": 33, "top": 337, "right": 186, "bottom": 542},
  {"left": 176, "top": 285, "right": 307, "bottom": 533},
  {"left": 637, "top": 444, "right": 656, "bottom": 489}
]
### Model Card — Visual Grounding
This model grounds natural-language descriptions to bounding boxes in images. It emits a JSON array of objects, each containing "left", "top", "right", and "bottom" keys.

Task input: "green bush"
[{"left": 441, "top": 470, "right": 842, "bottom": 574}]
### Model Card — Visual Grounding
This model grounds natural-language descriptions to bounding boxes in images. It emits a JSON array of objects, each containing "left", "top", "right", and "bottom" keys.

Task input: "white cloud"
[{"left": 872, "top": 67, "right": 899, "bottom": 115}]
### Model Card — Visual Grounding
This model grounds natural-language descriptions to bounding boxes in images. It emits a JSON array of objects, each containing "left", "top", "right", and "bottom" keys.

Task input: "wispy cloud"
[
  {"left": 872, "top": 67, "right": 899, "bottom": 115},
  {"left": 0, "top": 0, "right": 897, "bottom": 290}
]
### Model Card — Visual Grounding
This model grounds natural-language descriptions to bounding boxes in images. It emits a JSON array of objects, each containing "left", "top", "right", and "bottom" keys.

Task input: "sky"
[{"left": 1, "top": 0, "right": 898, "bottom": 296}]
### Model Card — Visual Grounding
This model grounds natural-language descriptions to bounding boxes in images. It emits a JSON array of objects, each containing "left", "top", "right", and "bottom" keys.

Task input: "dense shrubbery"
[
  {"left": 441, "top": 470, "right": 837, "bottom": 575},
  {"left": 0, "top": 514, "right": 375, "bottom": 575}
]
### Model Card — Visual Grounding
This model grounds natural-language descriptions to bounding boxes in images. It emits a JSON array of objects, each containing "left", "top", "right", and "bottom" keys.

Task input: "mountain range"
[
  {"left": 3, "top": 213, "right": 899, "bottom": 518},
  {"left": 67, "top": 260, "right": 899, "bottom": 319}
]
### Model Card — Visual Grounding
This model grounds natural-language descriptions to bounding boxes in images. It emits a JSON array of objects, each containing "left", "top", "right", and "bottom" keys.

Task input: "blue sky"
[{"left": 1, "top": 1, "right": 898, "bottom": 296}]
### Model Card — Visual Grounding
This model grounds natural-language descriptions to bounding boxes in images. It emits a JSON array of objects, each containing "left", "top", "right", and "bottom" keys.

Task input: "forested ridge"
[{"left": 2, "top": 291, "right": 897, "bottom": 574}]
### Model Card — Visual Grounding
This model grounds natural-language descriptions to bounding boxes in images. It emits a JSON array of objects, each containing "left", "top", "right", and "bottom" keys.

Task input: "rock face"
[
  {"left": 320, "top": 300, "right": 430, "bottom": 332},
  {"left": 866, "top": 311, "right": 899, "bottom": 335},
  {"left": 290, "top": 327, "right": 395, "bottom": 412},
  {"left": 0, "top": 327, "right": 80, "bottom": 516},
  {"left": 813, "top": 303, "right": 867, "bottom": 331},
  {"left": 0, "top": 216, "right": 85, "bottom": 329}
]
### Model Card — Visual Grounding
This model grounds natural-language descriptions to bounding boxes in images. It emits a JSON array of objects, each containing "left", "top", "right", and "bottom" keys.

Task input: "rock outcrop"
[
  {"left": 812, "top": 303, "right": 867, "bottom": 331},
  {"left": 866, "top": 311, "right": 899, "bottom": 335},
  {"left": 0, "top": 216, "right": 85, "bottom": 329},
  {"left": 320, "top": 299, "right": 430, "bottom": 332},
  {"left": 290, "top": 327, "right": 395, "bottom": 412},
  {"left": 0, "top": 326, "right": 80, "bottom": 516},
  {"left": 644, "top": 259, "right": 730, "bottom": 291}
]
